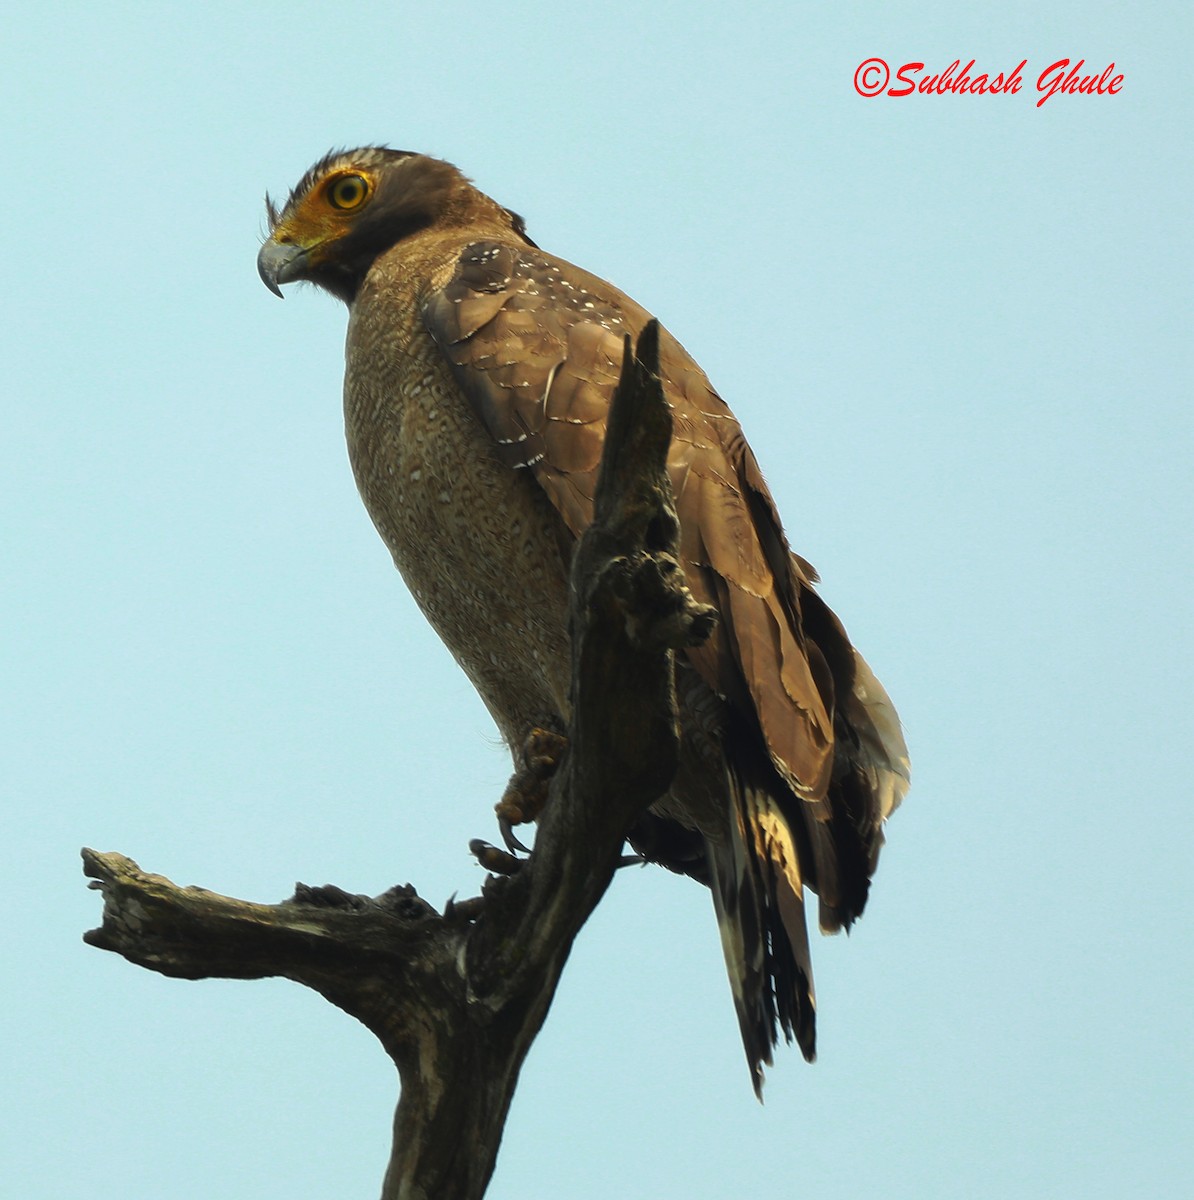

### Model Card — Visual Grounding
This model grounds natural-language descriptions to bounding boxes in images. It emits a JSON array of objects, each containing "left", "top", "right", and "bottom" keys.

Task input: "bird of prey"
[{"left": 257, "top": 146, "right": 909, "bottom": 1093}]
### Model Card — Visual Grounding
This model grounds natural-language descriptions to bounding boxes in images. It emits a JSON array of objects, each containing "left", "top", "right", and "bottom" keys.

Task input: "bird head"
[{"left": 257, "top": 146, "right": 533, "bottom": 304}]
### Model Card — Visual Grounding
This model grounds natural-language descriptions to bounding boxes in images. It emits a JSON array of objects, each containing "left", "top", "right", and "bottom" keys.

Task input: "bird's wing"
[{"left": 422, "top": 240, "right": 834, "bottom": 804}]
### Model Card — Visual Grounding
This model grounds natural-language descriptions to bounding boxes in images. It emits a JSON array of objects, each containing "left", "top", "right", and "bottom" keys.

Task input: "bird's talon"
[
  {"left": 444, "top": 893, "right": 487, "bottom": 921},
  {"left": 470, "top": 838, "right": 524, "bottom": 876},
  {"left": 494, "top": 726, "right": 568, "bottom": 845},
  {"left": 497, "top": 816, "right": 532, "bottom": 855}
]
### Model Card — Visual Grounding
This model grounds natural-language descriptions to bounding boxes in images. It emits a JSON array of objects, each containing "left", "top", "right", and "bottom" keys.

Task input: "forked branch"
[{"left": 83, "top": 320, "right": 715, "bottom": 1200}]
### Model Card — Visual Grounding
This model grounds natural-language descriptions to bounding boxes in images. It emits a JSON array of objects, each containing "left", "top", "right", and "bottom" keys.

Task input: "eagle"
[{"left": 257, "top": 147, "right": 909, "bottom": 1093}]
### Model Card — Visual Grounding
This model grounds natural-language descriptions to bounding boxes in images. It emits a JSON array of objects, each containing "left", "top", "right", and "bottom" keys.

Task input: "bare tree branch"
[{"left": 82, "top": 320, "right": 715, "bottom": 1200}]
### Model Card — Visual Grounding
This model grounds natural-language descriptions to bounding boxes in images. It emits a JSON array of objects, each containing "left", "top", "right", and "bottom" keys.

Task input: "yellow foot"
[
  {"left": 494, "top": 727, "right": 569, "bottom": 850},
  {"left": 469, "top": 839, "right": 524, "bottom": 877}
]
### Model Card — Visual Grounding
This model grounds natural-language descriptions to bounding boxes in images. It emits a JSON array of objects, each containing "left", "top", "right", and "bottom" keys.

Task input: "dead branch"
[{"left": 83, "top": 320, "right": 715, "bottom": 1200}]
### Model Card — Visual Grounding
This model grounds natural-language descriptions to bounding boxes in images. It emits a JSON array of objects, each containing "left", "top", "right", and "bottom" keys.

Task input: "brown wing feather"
[
  {"left": 423, "top": 237, "right": 910, "bottom": 1080},
  {"left": 423, "top": 240, "right": 835, "bottom": 802}
]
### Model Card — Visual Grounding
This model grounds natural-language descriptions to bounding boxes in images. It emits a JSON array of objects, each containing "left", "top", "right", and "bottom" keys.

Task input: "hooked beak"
[{"left": 257, "top": 239, "right": 310, "bottom": 298}]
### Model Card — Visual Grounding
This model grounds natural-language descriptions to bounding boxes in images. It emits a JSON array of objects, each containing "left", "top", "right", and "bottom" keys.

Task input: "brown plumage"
[{"left": 257, "top": 146, "right": 910, "bottom": 1093}]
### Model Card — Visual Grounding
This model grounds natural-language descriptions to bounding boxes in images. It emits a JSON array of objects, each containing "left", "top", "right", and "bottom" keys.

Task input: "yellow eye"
[{"left": 327, "top": 174, "right": 369, "bottom": 210}]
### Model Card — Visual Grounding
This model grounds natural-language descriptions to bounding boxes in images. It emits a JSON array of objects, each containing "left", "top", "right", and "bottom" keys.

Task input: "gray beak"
[{"left": 257, "top": 240, "right": 309, "bottom": 298}]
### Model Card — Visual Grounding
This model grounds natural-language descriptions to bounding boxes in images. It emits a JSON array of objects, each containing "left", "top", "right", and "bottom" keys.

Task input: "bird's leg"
[
  {"left": 488, "top": 727, "right": 640, "bottom": 869},
  {"left": 494, "top": 726, "right": 569, "bottom": 853}
]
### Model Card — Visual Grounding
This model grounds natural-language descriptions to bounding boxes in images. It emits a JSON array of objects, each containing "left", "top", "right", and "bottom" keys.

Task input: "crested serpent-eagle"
[{"left": 257, "top": 147, "right": 910, "bottom": 1093}]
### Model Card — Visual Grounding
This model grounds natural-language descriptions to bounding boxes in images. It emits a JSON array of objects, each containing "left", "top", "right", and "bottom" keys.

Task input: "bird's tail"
[{"left": 708, "top": 755, "right": 816, "bottom": 1098}]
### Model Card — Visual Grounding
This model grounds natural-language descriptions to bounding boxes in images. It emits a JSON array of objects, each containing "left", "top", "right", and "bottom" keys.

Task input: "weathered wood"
[{"left": 83, "top": 321, "right": 715, "bottom": 1200}]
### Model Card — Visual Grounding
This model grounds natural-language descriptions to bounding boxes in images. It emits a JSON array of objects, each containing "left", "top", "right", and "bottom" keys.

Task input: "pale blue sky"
[{"left": 3, "top": 3, "right": 1191, "bottom": 1198}]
